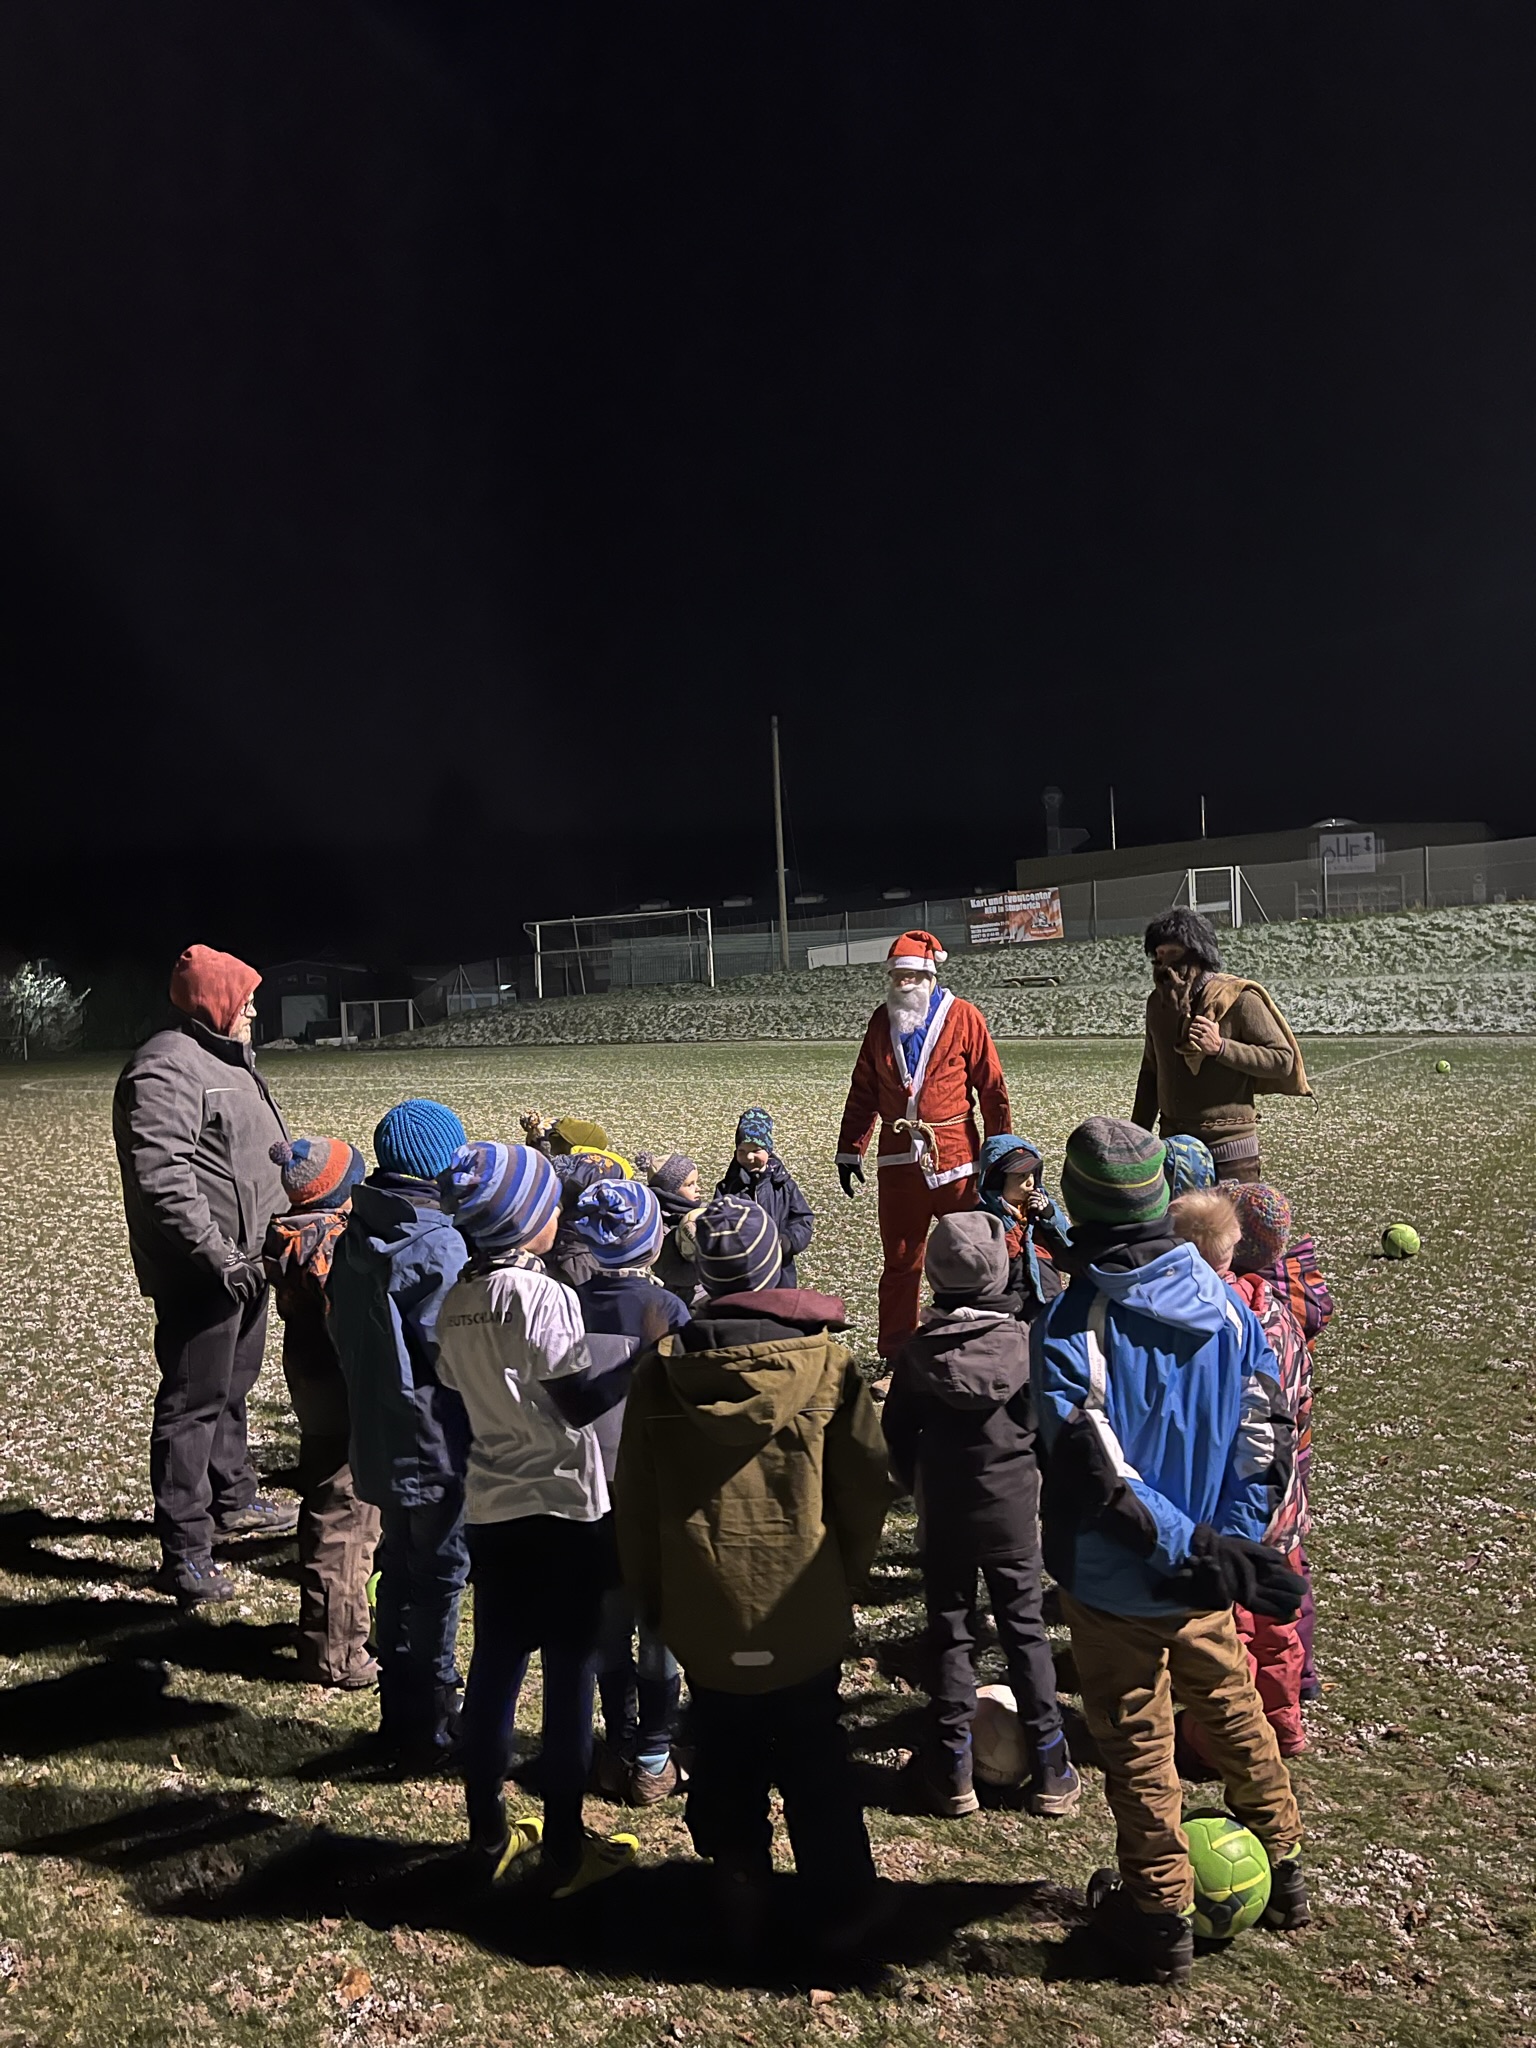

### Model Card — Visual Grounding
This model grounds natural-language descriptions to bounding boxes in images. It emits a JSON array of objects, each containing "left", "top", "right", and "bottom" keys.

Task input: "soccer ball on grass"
[
  {"left": 1185, "top": 1811, "right": 1272, "bottom": 1938},
  {"left": 971, "top": 1684, "right": 1028, "bottom": 1787},
  {"left": 1382, "top": 1223, "right": 1421, "bottom": 1259}
]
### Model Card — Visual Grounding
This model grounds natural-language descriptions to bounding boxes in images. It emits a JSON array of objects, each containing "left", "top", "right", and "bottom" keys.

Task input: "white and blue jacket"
[{"left": 1033, "top": 1242, "right": 1293, "bottom": 1617}]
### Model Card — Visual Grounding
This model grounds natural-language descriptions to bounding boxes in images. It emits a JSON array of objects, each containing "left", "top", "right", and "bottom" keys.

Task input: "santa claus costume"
[{"left": 835, "top": 932, "right": 1012, "bottom": 1358}]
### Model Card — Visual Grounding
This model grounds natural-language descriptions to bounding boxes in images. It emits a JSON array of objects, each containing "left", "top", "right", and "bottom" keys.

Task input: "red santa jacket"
[{"left": 835, "top": 990, "right": 1011, "bottom": 1186}]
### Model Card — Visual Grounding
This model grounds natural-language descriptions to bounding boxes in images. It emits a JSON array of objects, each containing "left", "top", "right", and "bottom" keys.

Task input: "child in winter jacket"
[
  {"left": 1170, "top": 1187, "right": 1309, "bottom": 1759},
  {"left": 328, "top": 1099, "right": 471, "bottom": 1761},
  {"left": 639, "top": 1151, "right": 707, "bottom": 1305},
  {"left": 882, "top": 1210, "right": 1078, "bottom": 1819},
  {"left": 569, "top": 1178, "right": 691, "bottom": 1806},
  {"left": 1035, "top": 1119, "right": 1307, "bottom": 1986},
  {"left": 713, "top": 1108, "right": 815, "bottom": 1287},
  {"left": 262, "top": 1134, "right": 376, "bottom": 1688},
  {"left": 1253, "top": 1209, "right": 1332, "bottom": 1697},
  {"left": 436, "top": 1142, "right": 641, "bottom": 1899},
  {"left": 616, "top": 1195, "right": 893, "bottom": 1956},
  {"left": 975, "top": 1133, "right": 1071, "bottom": 1319}
]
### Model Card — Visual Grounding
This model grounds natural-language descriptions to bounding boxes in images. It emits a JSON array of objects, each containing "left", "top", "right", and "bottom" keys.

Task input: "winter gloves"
[
  {"left": 837, "top": 1160, "right": 865, "bottom": 1199},
  {"left": 220, "top": 1250, "right": 267, "bottom": 1306},
  {"left": 1172, "top": 1525, "right": 1306, "bottom": 1620}
]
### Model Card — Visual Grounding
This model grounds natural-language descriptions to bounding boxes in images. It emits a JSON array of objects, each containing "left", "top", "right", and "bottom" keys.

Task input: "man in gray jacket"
[{"left": 114, "top": 944, "right": 293, "bottom": 1604}]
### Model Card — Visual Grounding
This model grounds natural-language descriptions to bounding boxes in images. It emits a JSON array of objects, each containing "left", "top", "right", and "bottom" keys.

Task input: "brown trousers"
[
  {"left": 1063, "top": 1592, "right": 1301, "bottom": 1915},
  {"left": 284, "top": 1330, "right": 380, "bottom": 1685}
]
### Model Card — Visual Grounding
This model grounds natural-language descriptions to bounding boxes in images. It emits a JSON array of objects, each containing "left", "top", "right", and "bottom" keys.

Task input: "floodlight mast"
[{"left": 771, "top": 714, "right": 791, "bottom": 972}]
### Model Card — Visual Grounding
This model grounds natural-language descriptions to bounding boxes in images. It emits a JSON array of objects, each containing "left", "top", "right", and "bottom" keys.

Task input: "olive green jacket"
[{"left": 616, "top": 1302, "right": 894, "bottom": 1693}]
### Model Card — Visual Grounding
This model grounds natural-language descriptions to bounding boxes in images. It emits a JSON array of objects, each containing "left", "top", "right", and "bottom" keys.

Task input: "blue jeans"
[
  {"left": 461, "top": 1513, "right": 617, "bottom": 1873},
  {"left": 374, "top": 1486, "right": 468, "bottom": 1740},
  {"left": 596, "top": 1585, "right": 681, "bottom": 1764}
]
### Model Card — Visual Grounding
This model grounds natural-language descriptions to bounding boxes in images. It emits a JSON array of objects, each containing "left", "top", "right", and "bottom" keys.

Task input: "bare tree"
[{"left": 1, "top": 962, "right": 87, "bottom": 1059}]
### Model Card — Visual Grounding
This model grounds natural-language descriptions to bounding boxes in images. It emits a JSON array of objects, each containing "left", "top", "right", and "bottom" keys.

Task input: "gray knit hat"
[
  {"left": 924, "top": 1210, "right": 1011, "bottom": 1298},
  {"left": 1061, "top": 1117, "right": 1169, "bottom": 1225},
  {"left": 635, "top": 1150, "right": 697, "bottom": 1194},
  {"left": 695, "top": 1196, "right": 783, "bottom": 1296}
]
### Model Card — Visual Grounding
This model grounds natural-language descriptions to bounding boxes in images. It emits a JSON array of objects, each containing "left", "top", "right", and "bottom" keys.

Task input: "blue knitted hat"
[
  {"left": 570, "top": 1180, "right": 664, "bottom": 1268},
  {"left": 695, "top": 1195, "right": 783, "bottom": 1297},
  {"left": 1163, "top": 1133, "right": 1217, "bottom": 1198},
  {"left": 735, "top": 1107, "right": 774, "bottom": 1147},
  {"left": 374, "top": 1099, "right": 467, "bottom": 1181},
  {"left": 440, "top": 1141, "right": 562, "bottom": 1254}
]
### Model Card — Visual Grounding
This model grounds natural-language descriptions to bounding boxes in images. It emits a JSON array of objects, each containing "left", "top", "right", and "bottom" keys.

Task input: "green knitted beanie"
[{"left": 1061, "top": 1117, "right": 1169, "bottom": 1225}]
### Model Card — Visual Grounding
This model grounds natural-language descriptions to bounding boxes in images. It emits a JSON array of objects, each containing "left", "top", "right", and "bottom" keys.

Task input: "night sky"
[{"left": 4, "top": 3, "right": 1535, "bottom": 973}]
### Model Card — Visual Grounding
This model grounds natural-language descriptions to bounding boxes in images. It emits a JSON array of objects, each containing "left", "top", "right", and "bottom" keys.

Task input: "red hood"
[
  {"left": 704, "top": 1287, "right": 848, "bottom": 1331},
  {"left": 170, "top": 945, "right": 260, "bottom": 1035}
]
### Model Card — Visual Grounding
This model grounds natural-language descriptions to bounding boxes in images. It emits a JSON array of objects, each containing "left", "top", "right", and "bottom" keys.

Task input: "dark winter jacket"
[
  {"left": 616, "top": 1288, "right": 893, "bottom": 1693},
  {"left": 713, "top": 1154, "right": 815, "bottom": 1288},
  {"left": 113, "top": 1013, "right": 288, "bottom": 1299},
  {"left": 884, "top": 1307, "right": 1042, "bottom": 1565},
  {"left": 328, "top": 1174, "right": 470, "bottom": 1510},
  {"left": 653, "top": 1201, "right": 706, "bottom": 1308},
  {"left": 573, "top": 1268, "right": 691, "bottom": 1479}
]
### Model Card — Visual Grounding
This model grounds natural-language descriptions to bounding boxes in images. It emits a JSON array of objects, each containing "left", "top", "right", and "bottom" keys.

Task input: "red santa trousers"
[
  {"left": 875, "top": 1164, "right": 981, "bottom": 1359},
  {"left": 1183, "top": 1598, "right": 1306, "bottom": 1766}
]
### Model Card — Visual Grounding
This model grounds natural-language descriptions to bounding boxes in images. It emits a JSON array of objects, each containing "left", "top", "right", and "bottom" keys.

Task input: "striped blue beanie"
[
  {"left": 695, "top": 1195, "right": 783, "bottom": 1297},
  {"left": 440, "top": 1141, "right": 561, "bottom": 1254},
  {"left": 735, "top": 1107, "right": 774, "bottom": 1147},
  {"left": 570, "top": 1180, "right": 664, "bottom": 1268},
  {"left": 1163, "top": 1134, "right": 1217, "bottom": 1198}
]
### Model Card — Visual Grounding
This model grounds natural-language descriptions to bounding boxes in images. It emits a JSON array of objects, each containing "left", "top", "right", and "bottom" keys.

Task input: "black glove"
[
  {"left": 837, "top": 1160, "right": 866, "bottom": 1199},
  {"left": 1174, "top": 1524, "right": 1306, "bottom": 1620},
  {"left": 221, "top": 1252, "right": 268, "bottom": 1307}
]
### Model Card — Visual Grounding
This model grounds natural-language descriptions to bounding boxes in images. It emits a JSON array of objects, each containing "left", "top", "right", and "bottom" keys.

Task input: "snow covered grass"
[
  {"left": 1, "top": 1037, "right": 1534, "bottom": 2045},
  {"left": 391, "top": 902, "right": 1536, "bottom": 1047}
]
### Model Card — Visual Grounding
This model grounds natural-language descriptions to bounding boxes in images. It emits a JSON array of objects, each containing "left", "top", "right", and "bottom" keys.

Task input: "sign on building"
[
  {"left": 1317, "top": 830, "right": 1379, "bottom": 874},
  {"left": 968, "top": 887, "right": 1064, "bottom": 946}
]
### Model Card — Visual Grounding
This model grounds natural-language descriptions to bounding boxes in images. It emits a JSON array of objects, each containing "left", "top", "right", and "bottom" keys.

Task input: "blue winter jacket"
[
  {"left": 1032, "top": 1240, "right": 1293, "bottom": 1617},
  {"left": 714, "top": 1154, "right": 815, "bottom": 1288},
  {"left": 328, "top": 1175, "right": 471, "bottom": 1510},
  {"left": 573, "top": 1269, "right": 691, "bottom": 1479}
]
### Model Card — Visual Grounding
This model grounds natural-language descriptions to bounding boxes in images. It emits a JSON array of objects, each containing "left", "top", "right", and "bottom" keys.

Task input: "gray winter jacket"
[{"left": 113, "top": 1014, "right": 288, "bottom": 1299}]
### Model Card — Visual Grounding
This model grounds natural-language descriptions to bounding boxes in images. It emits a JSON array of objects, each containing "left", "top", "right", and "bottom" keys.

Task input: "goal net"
[{"left": 525, "top": 907, "right": 716, "bottom": 999}]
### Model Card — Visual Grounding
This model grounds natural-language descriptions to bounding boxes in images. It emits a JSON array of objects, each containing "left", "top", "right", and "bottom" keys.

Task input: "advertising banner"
[{"left": 968, "top": 887, "right": 1064, "bottom": 945}]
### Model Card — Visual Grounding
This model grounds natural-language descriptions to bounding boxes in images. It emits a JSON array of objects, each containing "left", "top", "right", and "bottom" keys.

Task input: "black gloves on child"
[{"left": 1173, "top": 1524, "right": 1306, "bottom": 1620}]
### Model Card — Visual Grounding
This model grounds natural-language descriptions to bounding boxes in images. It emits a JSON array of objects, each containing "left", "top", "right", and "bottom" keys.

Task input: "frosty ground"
[{"left": 1, "top": 1037, "right": 1533, "bottom": 2048}]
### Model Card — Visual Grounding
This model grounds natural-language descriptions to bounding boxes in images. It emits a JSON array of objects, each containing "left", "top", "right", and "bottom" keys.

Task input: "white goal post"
[
  {"left": 340, "top": 998, "right": 422, "bottom": 1043},
  {"left": 525, "top": 907, "right": 716, "bottom": 1000},
  {"left": 1174, "top": 866, "right": 1270, "bottom": 929}
]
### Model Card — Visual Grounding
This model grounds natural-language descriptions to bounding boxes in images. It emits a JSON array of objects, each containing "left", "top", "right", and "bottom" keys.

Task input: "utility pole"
[
  {"left": 771, "top": 714, "right": 791, "bottom": 971},
  {"left": 1108, "top": 785, "right": 1118, "bottom": 852},
  {"left": 1200, "top": 793, "right": 1208, "bottom": 839}
]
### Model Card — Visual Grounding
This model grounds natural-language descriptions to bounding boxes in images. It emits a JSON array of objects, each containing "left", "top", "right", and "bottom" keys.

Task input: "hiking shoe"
[
  {"left": 587, "top": 1736, "right": 630, "bottom": 1800},
  {"left": 625, "top": 1755, "right": 681, "bottom": 1806},
  {"left": 900, "top": 1746, "right": 979, "bottom": 1818},
  {"left": 1262, "top": 1854, "right": 1311, "bottom": 1931},
  {"left": 549, "top": 1830, "right": 639, "bottom": 1899},
  {"left": 152, "top": 1558, "right": 238, "bottom": 1607},
  {"left": 296, "top": 1655, "right": 380, "bottom": 1692},
  {"left": 1086, "top": 1869, "right": 1195, "bottom": 1985},
  {"left": 1026, "top": 1753, "right": 1082, "bottom": 1819},
  {"left": 213, "top": 1497, "right": 299, "bottom": 1538}
]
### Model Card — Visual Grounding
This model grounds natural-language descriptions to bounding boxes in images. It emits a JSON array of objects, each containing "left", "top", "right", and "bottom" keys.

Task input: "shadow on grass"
[
  {"left": 0, "top": 1787, "right": 1084, "bottom": 1990},
  {"left": 0, "top": 1506, "right": 300, "bottom": 1595}
]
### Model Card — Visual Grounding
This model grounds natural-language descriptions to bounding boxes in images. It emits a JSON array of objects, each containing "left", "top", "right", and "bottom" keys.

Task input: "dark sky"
[{"left": 4, "top": 2, "right": 1536, "bottom": 970}]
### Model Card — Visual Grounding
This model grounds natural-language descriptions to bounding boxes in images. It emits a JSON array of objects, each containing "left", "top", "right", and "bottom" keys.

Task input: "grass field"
[{"left": 2, "top": 1038, "right": 1534, "bottom": 2047}]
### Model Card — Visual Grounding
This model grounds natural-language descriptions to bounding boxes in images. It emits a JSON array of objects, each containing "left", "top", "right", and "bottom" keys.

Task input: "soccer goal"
[
  {"left": 524, "top": 907, "right": 716, "bottom": 1000},
  {"left": 1173, "top": 866, "right": 1270, "bottom": 929},
  {"left": 339, "top": 998, "right": 422, "bottom": 1043}
]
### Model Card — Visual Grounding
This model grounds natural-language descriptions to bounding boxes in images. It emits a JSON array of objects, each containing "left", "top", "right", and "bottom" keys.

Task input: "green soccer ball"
[
  {"left": 1435, "top": 1059, "right": 1451, "bottom": 1074},
  {"left": 1185, "top": 1812, "right": 1272, "bottom": 1938},
  {"left": 1382, "top": 1223, "right": 1421, "bottom": 1259}
]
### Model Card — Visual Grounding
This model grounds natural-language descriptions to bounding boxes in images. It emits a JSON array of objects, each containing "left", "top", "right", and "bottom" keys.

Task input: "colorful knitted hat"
[
  {"left": 569, "top": 1144, "right": 638, "bottom": 1177},
  {"left": 735, "top": 1108, "right": 774, "bottom": 1147},
  {"left": 570, "top": 1180, "right": 664, "bottom": 1268},
  {"left": 1163, "top": 1133, "right": 1217, "bottom": 1198},
  {"left": 554, "top": 1152, "right": 626, "bottom": 1205},
  {"left": 549, "top": 1115, "right": 609, "bottom": 1154},
  {"left": 635, "top": 1151, "right": 698, "bottom": 1194},
  {"left": 269, "top": 1135, "right": 365, "bottom": 1210},
  {"left": 440, "top": 1141, "right": 562, "bottom": 1254},
  {"left": 1060, "top": 1118, "right": 1169, "bottom": 1226},
  {"left": 373, "top": 1098, "right": 467, "bottom": 1181},
  {"left": 695, "top": 1195, "right": 783, "bottom": 1296},
  {"left": 925, "top": 1210, "right": 1010, "bottom": 1298},
  {"left": 1228, "top": 1183, "right": 1292, "bottom": 1274}
]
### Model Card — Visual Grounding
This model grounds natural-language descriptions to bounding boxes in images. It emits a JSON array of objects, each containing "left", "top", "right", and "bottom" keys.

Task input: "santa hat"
[{"left": 887, "top": 930, "right": 947, "bottom": 973}]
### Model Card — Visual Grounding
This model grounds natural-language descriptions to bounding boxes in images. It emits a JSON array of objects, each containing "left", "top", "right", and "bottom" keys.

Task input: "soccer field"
[{"left": 1, "top": 1038, "right": 1533, "bottom": 2046}]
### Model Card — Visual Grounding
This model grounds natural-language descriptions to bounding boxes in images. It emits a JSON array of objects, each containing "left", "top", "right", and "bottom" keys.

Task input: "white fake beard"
[{"left": 886, "top": 981, "right": 932, "bottom": 1028}]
